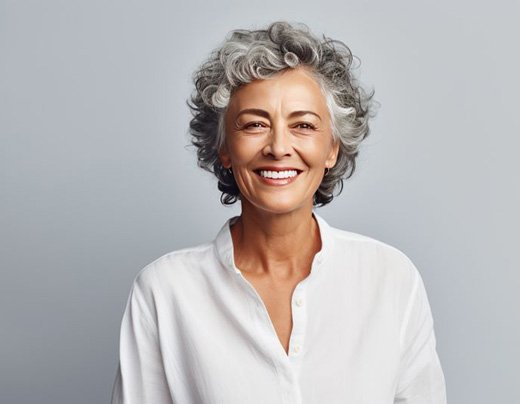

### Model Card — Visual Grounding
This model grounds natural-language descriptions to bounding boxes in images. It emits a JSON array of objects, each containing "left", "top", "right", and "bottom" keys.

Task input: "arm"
[
  {"left": 111, "top": 268, "right": 174, "bottom": 404},
  {"left": 394, "top": 265, "right": 447, "bottom": 403}
]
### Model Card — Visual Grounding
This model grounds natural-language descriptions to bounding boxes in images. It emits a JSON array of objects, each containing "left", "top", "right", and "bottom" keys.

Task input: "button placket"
[{"left": 288, "top": 284, "right": 307, "bottom": 365}]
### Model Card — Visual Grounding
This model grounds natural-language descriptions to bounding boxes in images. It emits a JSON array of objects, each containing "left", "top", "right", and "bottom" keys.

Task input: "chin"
[{"left": 246, "top": 194, "right": 312, "bottom": 215}]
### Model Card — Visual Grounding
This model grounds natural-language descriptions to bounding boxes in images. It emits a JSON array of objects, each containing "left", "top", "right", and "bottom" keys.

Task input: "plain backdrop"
[{"left": 1, "top": 0, "right": 518, "bottom": 403}]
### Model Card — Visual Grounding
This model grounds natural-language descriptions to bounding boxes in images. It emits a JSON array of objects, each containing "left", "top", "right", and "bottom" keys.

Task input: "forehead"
[{"left": 228, "top": 67, "right": 327, "bottom": 112}]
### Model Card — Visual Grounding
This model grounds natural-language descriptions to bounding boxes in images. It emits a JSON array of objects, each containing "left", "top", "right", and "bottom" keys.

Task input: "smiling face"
[{"left": 219, "top": 66, "right": 339, "bottom": 215}]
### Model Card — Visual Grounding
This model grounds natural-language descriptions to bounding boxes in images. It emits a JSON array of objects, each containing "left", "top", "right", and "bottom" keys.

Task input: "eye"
[
  {"left": 244, "top": 122, "right": 268, "bottom": 130},
  {"left": 294, "top": 122, "right": 316, "bottom": 130}
]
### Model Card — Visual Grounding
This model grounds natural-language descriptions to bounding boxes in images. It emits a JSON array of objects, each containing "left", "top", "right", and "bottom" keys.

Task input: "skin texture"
[{"left": 219, "top": 66, "right": 339, "bottom": 354}]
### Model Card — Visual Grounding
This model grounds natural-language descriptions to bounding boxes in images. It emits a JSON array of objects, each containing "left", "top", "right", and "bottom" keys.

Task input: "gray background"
[{"left": 1, "top": 0, "right": 518, "bottom": 403}]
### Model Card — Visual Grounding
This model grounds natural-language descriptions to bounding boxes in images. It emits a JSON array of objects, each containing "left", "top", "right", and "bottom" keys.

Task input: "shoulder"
[
  {"left": 325, "top": 224, "right": 428, "bottom": 322},
  {"left": 330, "top": 225, "right": 413, "bottom": 262},
  {"left": 327, "top": 224, "right": 421, "bottom": 286},
  {"left": 130, "top": 241, "right": 217, "bottom": 296}
]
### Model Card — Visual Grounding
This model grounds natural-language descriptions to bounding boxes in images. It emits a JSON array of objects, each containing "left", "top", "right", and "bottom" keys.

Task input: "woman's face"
[{"left": 220, "top": 66, "right": 339, "bottom": 215}]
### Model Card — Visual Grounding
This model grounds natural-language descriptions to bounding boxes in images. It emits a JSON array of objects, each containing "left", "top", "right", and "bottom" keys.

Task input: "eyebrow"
[{"left": 236, "top": 108, "right": 322, "bottom": 121}]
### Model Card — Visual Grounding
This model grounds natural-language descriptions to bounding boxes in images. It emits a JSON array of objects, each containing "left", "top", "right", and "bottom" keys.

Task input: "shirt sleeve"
[
  {"left": 394, "top": 263, "right": 447, "bottom": 403},
  {"left": 111, "top": 267, "right": 174, "bottom": 404}
]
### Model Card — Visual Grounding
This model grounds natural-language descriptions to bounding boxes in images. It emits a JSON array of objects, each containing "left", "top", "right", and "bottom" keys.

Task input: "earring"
[{"left": 324, "top": 168, "right": 330, "bottom": 176}]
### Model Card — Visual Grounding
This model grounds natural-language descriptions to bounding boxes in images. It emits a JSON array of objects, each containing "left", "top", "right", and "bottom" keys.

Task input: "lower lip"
[{"left": 255, "top": 172, "right": 301, "bottom": 186}]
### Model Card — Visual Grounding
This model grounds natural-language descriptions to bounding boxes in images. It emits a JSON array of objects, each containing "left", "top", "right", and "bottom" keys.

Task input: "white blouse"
[{"left": 111, "top": 212, "right": 447, "bottom": 403}]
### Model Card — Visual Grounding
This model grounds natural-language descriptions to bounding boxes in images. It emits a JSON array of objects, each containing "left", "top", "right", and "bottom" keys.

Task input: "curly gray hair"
[{"left": 187, "top": 21, "right": 377, "bottom": 206}]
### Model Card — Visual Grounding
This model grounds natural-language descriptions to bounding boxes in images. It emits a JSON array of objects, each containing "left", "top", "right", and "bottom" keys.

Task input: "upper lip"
[{"left": 254, "top": 166, "right": 303, "bottom": 172}]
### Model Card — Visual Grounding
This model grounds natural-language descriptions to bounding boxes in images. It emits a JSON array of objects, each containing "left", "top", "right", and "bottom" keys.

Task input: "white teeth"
[{"left": 259, "top": 170, "right": 298, "bottom": 179}]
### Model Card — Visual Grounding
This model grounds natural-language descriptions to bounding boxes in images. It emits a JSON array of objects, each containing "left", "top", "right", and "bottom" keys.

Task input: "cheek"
[
  {"left": 229, "top": 140, "right": 262, "bottom": 164},
  {"left": 297, "top": 140, "right": 333, "bottom": 165}
]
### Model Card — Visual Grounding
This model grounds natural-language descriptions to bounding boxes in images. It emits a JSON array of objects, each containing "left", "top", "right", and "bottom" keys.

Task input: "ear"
[
  {"left": 325, "top": 139, "right": 340, "bottom": 169},
  {"left": 218, "top": 145, "right": 232, "bottom": 169}
]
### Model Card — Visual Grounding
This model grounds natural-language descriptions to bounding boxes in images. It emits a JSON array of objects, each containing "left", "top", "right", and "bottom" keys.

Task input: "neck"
[{"left": 230, "top": 200, "right": 322, "bottom": 279}]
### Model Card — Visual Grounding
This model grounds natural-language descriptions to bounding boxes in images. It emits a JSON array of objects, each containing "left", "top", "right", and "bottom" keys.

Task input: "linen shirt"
[{"left": 111, "top": 212, "right": 447, "bottom": 404}]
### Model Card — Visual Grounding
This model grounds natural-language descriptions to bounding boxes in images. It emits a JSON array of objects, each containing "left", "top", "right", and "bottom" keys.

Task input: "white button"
[
  {"left": 292, "top": 344, "right": 301, "bottom": 354},
  {"left": 294, "top": 297, "right": 304, "bottom": 307}
]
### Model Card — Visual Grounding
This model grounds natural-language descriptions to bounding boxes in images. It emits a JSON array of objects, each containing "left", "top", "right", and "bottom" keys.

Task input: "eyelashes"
[
  {"left": 293, "top": 122, "right": 317, "bottom": 130},
  {"left": 243, "top": 122, "right": 265, "bottom": 129}
]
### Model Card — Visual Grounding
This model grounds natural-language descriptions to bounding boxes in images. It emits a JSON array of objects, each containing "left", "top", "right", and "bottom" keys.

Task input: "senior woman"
[{"left": 111, "top": 21, "right": 447, "bottom": 404}]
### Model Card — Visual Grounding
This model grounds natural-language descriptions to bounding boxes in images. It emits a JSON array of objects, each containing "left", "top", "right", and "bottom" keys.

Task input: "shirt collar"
[{"left": 214, "top": 210, "right": 333, "bottom": 275}]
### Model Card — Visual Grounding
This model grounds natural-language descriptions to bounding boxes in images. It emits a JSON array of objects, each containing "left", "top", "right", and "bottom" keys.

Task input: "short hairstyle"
[{"left": 187, "top": 21, "right": 377, "bottom": 206}]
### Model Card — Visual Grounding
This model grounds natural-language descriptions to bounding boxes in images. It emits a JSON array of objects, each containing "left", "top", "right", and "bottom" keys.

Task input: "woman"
[{"left": 111, "top": 21, "right": 447, "bottom": 403}]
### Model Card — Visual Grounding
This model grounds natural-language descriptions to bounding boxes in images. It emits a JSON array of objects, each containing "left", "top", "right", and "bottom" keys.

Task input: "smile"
[
  {"left": 259, "top": 169, "right": 298, "bottom": 179},
  {"left": 254, "top": 169, "right": 302, "bottom": 186}
]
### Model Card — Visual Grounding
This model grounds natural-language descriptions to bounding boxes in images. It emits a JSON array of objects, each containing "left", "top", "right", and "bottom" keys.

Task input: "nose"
[{"left": 262, "top": 123, "right": 292, "bottom": 159}]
